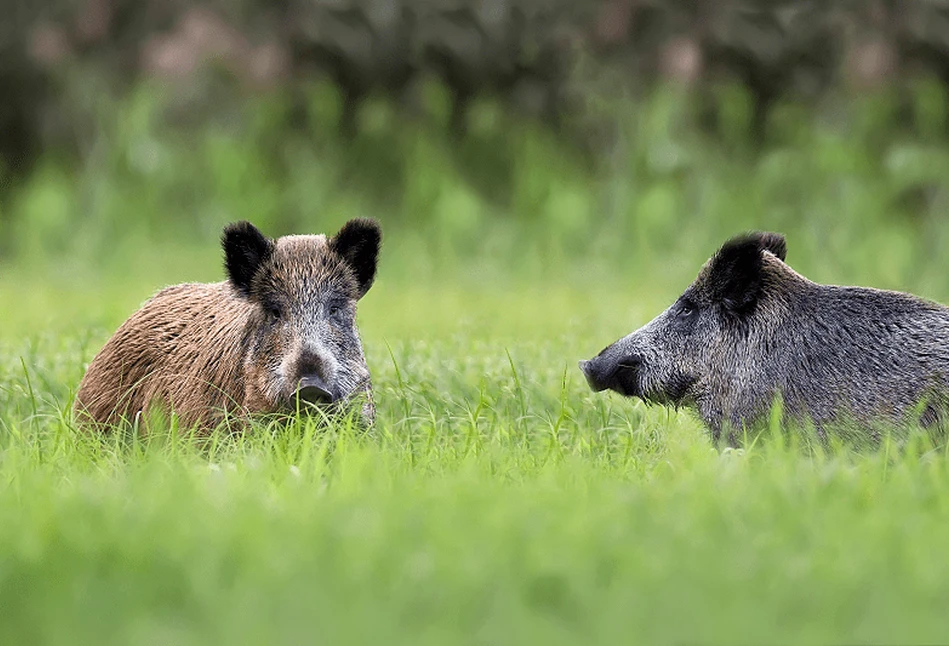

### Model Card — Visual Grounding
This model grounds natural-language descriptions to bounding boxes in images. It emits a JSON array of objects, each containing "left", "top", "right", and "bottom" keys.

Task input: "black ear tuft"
[
  {"left": 329, "top": 218, "right": 382, "bottom": 298},
  {"left": 222, "top": 221, "right": 274, "bottom": 296},
  {"left": 706, "top": 232, "right": 778, "bottom": 315},
  {"left": 756, "top": 231, "right": 787, "bottom": 261}
]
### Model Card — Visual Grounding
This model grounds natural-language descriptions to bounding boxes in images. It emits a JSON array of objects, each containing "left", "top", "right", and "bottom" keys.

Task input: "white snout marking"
[{"left": 300, "top": 340, "right": 340, "bottom": 381}]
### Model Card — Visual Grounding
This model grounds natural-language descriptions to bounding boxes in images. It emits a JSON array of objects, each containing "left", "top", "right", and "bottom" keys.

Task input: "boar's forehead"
[{"left": 259, "top": 234, "right": 359, "bottom": 301}]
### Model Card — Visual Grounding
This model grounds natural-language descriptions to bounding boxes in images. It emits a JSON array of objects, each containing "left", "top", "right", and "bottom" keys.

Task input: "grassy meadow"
[{"left": 4, "top": 84, "right": 949, "bottom": 644}]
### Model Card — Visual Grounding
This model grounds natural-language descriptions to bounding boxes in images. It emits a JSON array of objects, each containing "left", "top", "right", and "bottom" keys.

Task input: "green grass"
[
  {"left": 6, "top": 84, "right": 949, "bottom": 643},
  {"left": 5, "top": 249, "right": 949, "bottom": 645}
]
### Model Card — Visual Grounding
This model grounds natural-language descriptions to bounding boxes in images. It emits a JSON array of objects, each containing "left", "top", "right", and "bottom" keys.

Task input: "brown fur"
[
  {"left": 74, "top": 282, "right": 253, "bottom": 430},
  {"left": 74, "top": 219, "right": 381, "bottom": 433}
]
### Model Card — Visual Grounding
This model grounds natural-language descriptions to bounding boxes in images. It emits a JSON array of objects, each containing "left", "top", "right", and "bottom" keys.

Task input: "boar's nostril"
[{"left": 296, "top": 375, "right": 336, "bottom": 405}]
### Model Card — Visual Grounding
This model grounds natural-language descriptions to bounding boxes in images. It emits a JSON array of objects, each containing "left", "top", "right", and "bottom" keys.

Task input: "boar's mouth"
[
  {"left": 639, "top": 372, "right": 696, "bottom": 407},
  {"left": 609, "top": 362, "right": 643, "bottom": 398},
  {"left": 285, "top": 376, "right": 373, "bottom": 421},
  {"left": 581, "top": 356, "right": 695, "bottom": 406},
  {"left": 286, "top": 376, "right": 339, "bottom": 415},
  {"left": 297, "top": 376, "right": 336, "bottom": 406},
  {"left": 580, "top": 356, "right": 644, "bottom": 398}
]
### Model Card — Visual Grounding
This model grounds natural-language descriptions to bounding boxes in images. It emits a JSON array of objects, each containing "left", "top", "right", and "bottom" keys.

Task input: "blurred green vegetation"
[{"left": 5, "top": 78, "right": 949, "bottom": 296}]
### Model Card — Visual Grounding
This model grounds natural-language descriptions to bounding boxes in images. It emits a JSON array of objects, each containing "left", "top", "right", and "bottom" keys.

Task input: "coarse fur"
[
  {"left": 580, "top": 231, "right": 949, "bottom": 444},
  {"left": 74, "top": 219, "right": 382, "bottom": 433}
]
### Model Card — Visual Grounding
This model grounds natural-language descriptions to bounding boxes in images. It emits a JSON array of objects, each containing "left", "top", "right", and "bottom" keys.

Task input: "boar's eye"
[
  {"left": 264, "top": 303, "right": 282, "bottom": 321},
  {"left": 327, "top": 301, "right": 345, "bottom": 319},
  {"left": 676, "top": 300, "right": 698, "bottom": 320}
]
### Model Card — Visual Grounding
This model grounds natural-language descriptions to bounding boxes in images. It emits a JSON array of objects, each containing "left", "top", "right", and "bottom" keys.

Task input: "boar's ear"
[
  {"left": 706, "top": 232, "right": 779, "bottom": 316},
  {"left": 222, "top": 221, "right": 275, "bottom": 297},
  {"left": 758, "top": 231, "right": 787, "bottom": 261},
  {"left": 330, "top": 218, "right": 382, "bottom": 298}
]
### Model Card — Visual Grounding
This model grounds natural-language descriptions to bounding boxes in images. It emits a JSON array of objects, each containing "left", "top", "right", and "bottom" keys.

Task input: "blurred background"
[{"left": 5, "top": 0, "right": 949, "bottom": 329}]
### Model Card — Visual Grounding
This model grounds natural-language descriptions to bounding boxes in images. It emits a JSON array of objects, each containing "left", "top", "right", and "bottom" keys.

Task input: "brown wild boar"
[{"left": 74, "top": 218, "right": 381, "bottom": 432}]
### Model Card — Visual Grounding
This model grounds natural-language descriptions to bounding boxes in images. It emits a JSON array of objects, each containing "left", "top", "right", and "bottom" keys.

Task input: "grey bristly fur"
[{"left": 580, "top": 232, "right": 949, "bottom": 446}]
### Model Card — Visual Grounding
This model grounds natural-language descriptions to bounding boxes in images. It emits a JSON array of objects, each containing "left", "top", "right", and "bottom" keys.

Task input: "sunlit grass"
[
  {"left": 3, "top": 270, "right": 949, "bottom": 644},
  {"left": 4, "top": 85, "right": 949, "bottom": 643}
]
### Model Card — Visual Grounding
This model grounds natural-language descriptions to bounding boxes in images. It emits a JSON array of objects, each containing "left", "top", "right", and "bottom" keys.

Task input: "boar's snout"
[
  {"left": 293, "top": 351, "right": 339, "bottom": 407},
  {"left": 579, "top": 352, "right": 643, "bottom": 396},
  {"left": 579, "top": 359, "right": 608, "bottom": 392},
  {"left": 297, "top": 375, "right": 336, "bottom": 405}
]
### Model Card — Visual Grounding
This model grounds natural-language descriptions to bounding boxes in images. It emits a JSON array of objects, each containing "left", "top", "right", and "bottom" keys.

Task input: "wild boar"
[
  {"left": 580, "top": 231, "right": 949, "bottom": 443},
  {"left": 74, "top": 218, "right": 381, "bottom": 433}
]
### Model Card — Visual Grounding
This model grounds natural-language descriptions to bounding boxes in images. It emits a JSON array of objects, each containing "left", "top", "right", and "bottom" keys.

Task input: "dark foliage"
[{"left": 3, "top": 1, "right": 949, "bottom": 193}]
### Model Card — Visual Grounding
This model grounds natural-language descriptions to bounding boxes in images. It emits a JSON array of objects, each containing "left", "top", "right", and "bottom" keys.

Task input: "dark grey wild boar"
[
  {"left": 580, "top": 232, "right": 949, "bottom": 443},
  {"left": 74, "top": 218, "right": 381, "bottom": 433}
]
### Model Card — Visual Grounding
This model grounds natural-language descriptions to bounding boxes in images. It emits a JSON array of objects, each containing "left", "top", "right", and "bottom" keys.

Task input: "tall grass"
[
  {"left": 4, "top": 320, "right": 949, "bottom": 644},
  {"left": 3, "top": 82, "right": 949, "bottom": 643}
]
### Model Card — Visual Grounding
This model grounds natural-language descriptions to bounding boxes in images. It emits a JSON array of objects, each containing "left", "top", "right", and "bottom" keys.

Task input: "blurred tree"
[{"left": 3, "top": 0, "right": 949, "bottom": 196}]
